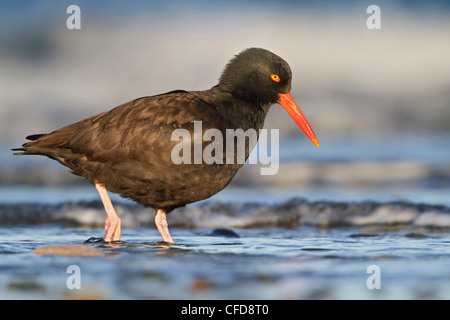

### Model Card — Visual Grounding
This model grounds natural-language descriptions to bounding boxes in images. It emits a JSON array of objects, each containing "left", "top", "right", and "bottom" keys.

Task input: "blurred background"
[
  {"left": 1, "top": 0, "right": 450, "bottom": 301},
  {"left": 1, "top": 0, "right": 449, "bottom": 205}
]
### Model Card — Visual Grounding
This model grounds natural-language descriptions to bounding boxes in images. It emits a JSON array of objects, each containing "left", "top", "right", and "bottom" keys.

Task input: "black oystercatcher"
[{"left": 13, "top": 48, "right": 319, "bottom": 243}]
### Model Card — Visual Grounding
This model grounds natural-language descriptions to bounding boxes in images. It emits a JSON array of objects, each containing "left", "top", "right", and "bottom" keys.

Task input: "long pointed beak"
[{"left": 278, "top": 92, "right": 320, "bottom": 147}]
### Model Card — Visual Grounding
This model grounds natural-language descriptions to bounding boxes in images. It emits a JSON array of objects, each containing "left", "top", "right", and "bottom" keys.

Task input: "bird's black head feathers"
[{"left": 218, "top": 48, "right": 292, "bottom": 104}]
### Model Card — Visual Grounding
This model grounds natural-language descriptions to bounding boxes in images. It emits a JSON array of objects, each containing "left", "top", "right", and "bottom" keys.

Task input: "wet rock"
[
  {"left": 349, "top": 233, "right": 380, "bottom": 238},
  {"left": 208, "top": 228, "right": 240, "bottom": 238},
  {"left": 84, "top": 237, "right": 104, "bottom": 243},
  {"left": 404, "top": 232, "right": 428, "bottom": 238}
]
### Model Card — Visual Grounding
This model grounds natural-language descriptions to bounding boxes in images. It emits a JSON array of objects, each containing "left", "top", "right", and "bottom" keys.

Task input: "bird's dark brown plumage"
[
  {"left": 14, "top": 89, "right": 261, "bottom": 210},
  {"left": 13, "top": 47, "right": 319, "bottom": 242}
]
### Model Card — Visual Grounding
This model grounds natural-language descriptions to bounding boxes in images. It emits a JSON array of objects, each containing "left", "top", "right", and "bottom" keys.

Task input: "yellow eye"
[{"left": 270, "top": 74, "right": 281, "bottom": 83}]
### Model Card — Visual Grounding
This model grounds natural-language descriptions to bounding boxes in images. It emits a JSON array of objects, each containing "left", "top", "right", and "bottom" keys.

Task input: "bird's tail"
[
  {"left": 12, "top": 110, "right": 105, "bottom": 157},
  {"left": 12, "top": 134, "right": 48, "bottom": 155}
]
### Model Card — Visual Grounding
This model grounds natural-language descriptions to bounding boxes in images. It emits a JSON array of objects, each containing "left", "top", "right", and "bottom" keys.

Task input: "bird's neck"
[{"left": 202, "top": 86, "right": 271, "bottom": 131}]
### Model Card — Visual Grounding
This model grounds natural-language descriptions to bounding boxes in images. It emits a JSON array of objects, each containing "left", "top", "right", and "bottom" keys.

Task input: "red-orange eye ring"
[{"left": 270, "top": 74, "right": 281, "bottom": 83}]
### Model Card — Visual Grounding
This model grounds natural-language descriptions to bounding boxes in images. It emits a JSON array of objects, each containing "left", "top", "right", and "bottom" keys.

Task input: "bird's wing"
[
  {"left": 18, "top": 90, "right": 227, "bottom": 182},
  {"left": 67, "top": 90, "right": 224, "bottom": 161}
]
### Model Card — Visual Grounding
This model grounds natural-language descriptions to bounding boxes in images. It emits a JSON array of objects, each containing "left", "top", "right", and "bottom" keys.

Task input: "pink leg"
[
  {"left": 95, "top": 182, "right": 121, "bottom": 242},
  {"left": 155, "top": 209, "right": 173, "bottom": 243}
]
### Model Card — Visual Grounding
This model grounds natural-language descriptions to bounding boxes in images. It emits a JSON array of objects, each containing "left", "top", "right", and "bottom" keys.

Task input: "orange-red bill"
[{"left": 278, "top": 92, "right": 320, "bottom": 147}]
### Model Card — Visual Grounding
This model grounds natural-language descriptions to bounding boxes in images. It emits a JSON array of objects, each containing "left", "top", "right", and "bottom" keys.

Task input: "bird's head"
[{"left": 219, "top": 47, "right": 319, "bottom": 147}]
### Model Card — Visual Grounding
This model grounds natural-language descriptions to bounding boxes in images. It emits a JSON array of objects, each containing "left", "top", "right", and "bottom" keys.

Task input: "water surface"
[{"left": 1, "top": 224, "right": 450, "bottom": 300}]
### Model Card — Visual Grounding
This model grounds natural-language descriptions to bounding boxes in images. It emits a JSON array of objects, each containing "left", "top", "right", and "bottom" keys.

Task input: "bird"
[{"left": 12, "top": 47, "right": 319, "bottom": 243}]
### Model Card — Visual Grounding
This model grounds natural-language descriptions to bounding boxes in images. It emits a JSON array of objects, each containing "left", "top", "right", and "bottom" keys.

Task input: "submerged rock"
[{"left": 34, "top": 244, "right": 103, "bottom": 256}]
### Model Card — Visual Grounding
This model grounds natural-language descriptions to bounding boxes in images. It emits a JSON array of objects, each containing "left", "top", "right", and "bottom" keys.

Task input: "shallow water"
[{"left": 1, "top": 224, "right": 449, "bottom": 300}]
